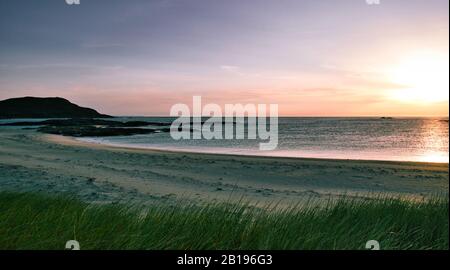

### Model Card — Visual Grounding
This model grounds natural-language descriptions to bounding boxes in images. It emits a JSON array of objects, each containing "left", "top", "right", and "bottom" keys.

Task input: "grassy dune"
[{"left": 0, "top": 192, "right": 448, "bottom": 250}]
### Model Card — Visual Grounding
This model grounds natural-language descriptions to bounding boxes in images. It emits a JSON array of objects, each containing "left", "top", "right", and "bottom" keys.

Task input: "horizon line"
[{"left": 111, "top": 115, "right": 450, "bottom": 118}]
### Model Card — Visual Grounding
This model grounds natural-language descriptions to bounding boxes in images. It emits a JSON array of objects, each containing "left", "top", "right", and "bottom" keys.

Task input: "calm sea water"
[{"left": 77, "top": 117, "right": 449, "bottom": 163}]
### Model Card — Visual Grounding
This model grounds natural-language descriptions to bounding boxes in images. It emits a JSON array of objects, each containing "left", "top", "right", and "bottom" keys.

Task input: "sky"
[{"left": 0, "top": 0, "right": 448, "bottom": 116}]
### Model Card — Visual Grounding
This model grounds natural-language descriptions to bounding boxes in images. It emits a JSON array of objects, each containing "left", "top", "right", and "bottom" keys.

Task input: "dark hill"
[{"left": 0, "top": 97, "right": 112, "bottom": 119}]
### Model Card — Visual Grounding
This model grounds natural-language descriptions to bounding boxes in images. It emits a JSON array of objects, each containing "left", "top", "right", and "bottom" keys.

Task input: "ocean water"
[{"left": 77, "top": 117, "right": 449, "bottom": 163}]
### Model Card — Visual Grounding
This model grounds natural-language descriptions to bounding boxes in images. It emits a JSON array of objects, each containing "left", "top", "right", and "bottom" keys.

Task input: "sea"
[{"left": 73, "top": 117, "right": 449, "bottom": 163}]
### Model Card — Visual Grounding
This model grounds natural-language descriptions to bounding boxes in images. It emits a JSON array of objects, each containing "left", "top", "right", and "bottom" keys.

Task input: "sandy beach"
[{"left": 0, "top": 128, "right": 448, "bottom": 206}]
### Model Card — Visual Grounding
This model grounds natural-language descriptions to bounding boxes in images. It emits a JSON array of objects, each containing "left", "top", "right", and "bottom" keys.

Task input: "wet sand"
[{"left": 0, "top": 128, "right": 448, "bottom": 206}]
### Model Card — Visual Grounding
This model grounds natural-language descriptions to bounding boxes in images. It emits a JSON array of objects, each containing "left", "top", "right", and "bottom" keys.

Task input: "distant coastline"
[{"left": 0, "top": 97, "right": 112, "bottom": 119}]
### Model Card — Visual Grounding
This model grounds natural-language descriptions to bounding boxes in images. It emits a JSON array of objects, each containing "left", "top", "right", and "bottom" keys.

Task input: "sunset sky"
[{"left": 0, "top": 0, "right": 448, "bottom": 116}]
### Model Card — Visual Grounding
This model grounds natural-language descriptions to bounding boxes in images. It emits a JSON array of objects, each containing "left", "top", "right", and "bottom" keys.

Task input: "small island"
[{"left": 0, "top": 96, "right": 112, "bottom": 119}]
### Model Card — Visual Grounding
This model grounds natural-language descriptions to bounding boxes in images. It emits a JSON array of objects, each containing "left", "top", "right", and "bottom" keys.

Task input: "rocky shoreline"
[{"left": 0, "top": 118, "right": 172, "bottom": 137}]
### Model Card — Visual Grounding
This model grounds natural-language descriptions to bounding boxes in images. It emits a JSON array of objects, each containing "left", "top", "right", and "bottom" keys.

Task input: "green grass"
[{"left": 0, "top": 192, "right": 448, "bottom": 250}]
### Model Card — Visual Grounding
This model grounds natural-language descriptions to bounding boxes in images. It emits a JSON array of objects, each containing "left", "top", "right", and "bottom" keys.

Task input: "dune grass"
[{"left": 0, "top": 192, "right": 447, "bottom": 250}]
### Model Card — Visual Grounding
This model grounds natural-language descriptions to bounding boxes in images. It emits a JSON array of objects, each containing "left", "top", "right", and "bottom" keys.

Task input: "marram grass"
[{"left": 0, "top": 192, "right": 447, "bottom": 250}]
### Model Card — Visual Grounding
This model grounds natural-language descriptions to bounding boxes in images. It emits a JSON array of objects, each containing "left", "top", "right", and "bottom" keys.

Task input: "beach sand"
[{"left": 0, "top": 128, "right": 448, "bottom": 207}]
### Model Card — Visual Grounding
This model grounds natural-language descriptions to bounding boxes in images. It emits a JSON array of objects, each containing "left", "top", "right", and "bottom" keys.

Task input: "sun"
[{"left": 388, "top": 52, "right": 449, "bottom": 103}]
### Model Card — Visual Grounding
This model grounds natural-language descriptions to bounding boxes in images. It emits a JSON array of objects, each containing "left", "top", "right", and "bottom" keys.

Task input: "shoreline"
[
  {"left": 2, "top": 116, "right": 448, "bottom": 164},
  {"left": 0, "top": 128, "right": 448, "bottom": 207},
  {"left": 52, "top": 134, "right": 448, "bottom": 167}
]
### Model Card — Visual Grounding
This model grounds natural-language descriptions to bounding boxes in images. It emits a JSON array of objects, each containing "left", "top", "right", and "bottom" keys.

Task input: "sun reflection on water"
[{"left": 415, "top": 119, "right": 449, "bottom": 163}]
